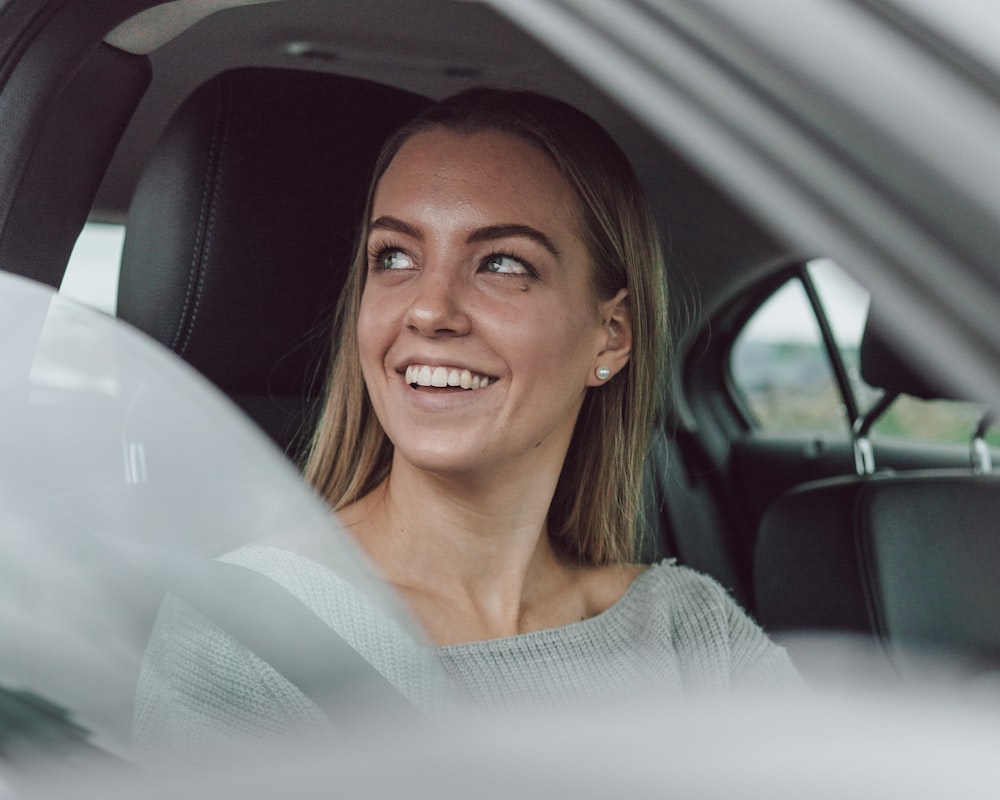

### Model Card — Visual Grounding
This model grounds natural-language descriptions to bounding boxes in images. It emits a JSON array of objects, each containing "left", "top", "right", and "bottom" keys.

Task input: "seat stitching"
[
  {"left": 853, "top": 485, "right": 895, "bottom": 665},
  {"left": 172, "top": 76, "right": 232, "bottom": 355}
]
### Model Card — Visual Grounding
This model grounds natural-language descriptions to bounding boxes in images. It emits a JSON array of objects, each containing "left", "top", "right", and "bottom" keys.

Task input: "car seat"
[
  {"left": 116, "top": 67, "right": 429, "bottom": 457},
  {"left": 753, "top": 308, "right": 1000, "bottom": 672},
  {"left": 114, "top": 68, "right": 696, "bottom": 574}
]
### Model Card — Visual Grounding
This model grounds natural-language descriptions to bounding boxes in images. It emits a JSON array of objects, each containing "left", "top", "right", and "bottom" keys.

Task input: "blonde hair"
[{"left": 304, "top": 89, "right": 669, "bottom": 565}]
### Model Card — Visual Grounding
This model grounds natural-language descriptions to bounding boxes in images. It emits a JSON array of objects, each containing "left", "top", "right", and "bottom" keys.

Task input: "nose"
[{"left": 403, "top": 265, "right": 471, "bottom": 337}]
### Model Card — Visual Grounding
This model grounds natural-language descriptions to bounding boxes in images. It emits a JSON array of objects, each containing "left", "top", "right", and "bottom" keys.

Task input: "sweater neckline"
[
  {"left": 435, "top": 563, "right": 659, "bottom": 653},
  {"left": 230, "top": 544, "right": 663, "bottom": 652}
]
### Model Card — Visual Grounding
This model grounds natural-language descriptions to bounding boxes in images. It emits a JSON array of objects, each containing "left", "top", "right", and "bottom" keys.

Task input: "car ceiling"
[{"left": 89, "top": 0, "right": 794, "bottom": 336}]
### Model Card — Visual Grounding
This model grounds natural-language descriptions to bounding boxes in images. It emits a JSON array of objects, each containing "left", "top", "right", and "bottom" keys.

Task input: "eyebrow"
[
  {"left": 467, "top": 224, "right": 561, "bottom": 257},
  {"left": 368, "top": 217, "right": 561, "bottom": 257},
  {"left": 369, "top": 216, "right": 421, "bottom": 239}
]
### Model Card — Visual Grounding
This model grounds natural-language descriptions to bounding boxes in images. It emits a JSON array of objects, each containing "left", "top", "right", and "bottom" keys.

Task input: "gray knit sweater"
[{"left": 133, "top": 547, "right": 798, "bottom": 761}]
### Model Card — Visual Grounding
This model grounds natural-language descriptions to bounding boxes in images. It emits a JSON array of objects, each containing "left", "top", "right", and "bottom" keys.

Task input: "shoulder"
[
  {"left": 627, "top": 559, "right": 736, "bottom": 615},
  {"left": 570, "top": 559, "right": 739, "bottom": 647},
  {"left": 631, "top": 560, "right": 802, "bottom": 690},
  {"left": 579, "top": 562, "right": 646, "bottom": 618},
  {"left": 219, "top": 544, "right": 331, "bottom": 599},
  {"left": 219, "top": 544, "right": 418, "bottom": 635},
  {"left": 581, "top": 558, "right": 726, "bottom": 611},
  {"left": 627, "top": 559, "right": 776, "bottom": 644},
  {"left": 218, "top": 545, "right": 454, "bottom": 712},
  {"left": 625, "top": 561, "right": 789, "bottom": 647}
]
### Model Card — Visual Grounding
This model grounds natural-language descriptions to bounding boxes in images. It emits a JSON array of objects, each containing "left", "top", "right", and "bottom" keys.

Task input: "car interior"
[
  {"left": 754, "top": 307, "right": 1000, "bottom": 671},
  {"left": 2, "top": 0, "right": 998, "bottom": 692}
]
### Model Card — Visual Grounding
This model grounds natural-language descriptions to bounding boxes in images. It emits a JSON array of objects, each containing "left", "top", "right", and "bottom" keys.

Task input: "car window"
[
  {"left": 730, "top": 260, "right": 998, "bottom": 447},
  {"left": 60, "top": 222, "right": 124, "bottom": 315},
  {"left": 729, "top": 271, "right": 848, "bottom": 437}
]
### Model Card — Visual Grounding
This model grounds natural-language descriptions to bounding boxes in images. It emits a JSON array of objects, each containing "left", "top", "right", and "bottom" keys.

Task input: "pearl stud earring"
[{"left": 595, "top": 366, "right": 611, "bottom": 381}]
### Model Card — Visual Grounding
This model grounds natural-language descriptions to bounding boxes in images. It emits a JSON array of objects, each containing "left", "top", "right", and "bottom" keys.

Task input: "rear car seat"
[{"left": 753, "top": 308, "right": 1000, "bottom": 673}]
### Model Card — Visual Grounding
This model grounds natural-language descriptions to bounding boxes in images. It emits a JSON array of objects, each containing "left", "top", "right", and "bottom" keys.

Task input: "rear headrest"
[
  {"left": 118, "top": 68, "right": 428, "bottom": 401},
  {"left": 859, "top": 306, "right": 957, "bottom": 401},
  {"left": 755, "top": 471, "right": 1000, "bottom": 668}
]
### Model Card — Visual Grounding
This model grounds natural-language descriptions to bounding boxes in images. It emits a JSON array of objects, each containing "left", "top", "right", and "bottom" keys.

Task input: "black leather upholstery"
[
  {"left": 1, "top": 44, "right": 150, "bottom": 288},
  {"left": 754, "top": 309, "right": 1000, "bottom": 670},
  {"left": 754, "top": 477, "right": 872, "bottom": 636},
  {"left": 756, "top": 472, "right": 1000, "bottom": 662},
  {"left": 860, "top": 475, "right": 1000, "bottom": 661},
  {"left": 117, "top": 68, "right": 428, "bottom": 455}
]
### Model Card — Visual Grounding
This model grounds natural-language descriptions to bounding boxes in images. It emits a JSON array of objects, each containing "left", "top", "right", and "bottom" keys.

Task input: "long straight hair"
[{"left": 304, "top": 89, "right": 669, "bottom": 565}]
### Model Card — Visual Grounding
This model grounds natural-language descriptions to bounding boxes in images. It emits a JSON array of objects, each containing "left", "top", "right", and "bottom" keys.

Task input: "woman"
[
  {"left": 134, "top": 89, "right": 796, "bottom": 758},
  {"left": 300, "top": 88, "right": 795, "bottom": 697}
]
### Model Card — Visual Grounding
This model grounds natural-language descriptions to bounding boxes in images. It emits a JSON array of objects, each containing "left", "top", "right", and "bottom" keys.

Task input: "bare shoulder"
[{"left": 580, "top": 562, "right": 648, "bottom": 618}]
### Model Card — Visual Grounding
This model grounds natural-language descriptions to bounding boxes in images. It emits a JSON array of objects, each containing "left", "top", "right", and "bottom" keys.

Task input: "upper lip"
[{"left": 394, "top": 358, "right": 497, "bottom": 377}]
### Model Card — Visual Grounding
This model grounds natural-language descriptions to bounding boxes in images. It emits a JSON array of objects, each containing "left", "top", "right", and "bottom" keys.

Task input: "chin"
[{"left": 391, "top": 442, "right": 493, "bottom": 478}]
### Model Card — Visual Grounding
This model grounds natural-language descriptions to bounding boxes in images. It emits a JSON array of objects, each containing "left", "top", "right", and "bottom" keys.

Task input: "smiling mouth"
[{"left": 404, "top": 364, "right": 496, "bottom": 390}]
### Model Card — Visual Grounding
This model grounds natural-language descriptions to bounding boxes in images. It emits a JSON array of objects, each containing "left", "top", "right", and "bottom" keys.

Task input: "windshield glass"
[
  {"left": 888, "top": 0, "right": 1000, "bottom": 79},
  {"left": 0, "top": 272, "right": 444, "bottom": 772}
]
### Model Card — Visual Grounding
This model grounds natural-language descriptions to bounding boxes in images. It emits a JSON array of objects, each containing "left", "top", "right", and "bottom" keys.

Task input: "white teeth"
[{"left": 405, "top": 364, "right": 492, "bottom": 390}]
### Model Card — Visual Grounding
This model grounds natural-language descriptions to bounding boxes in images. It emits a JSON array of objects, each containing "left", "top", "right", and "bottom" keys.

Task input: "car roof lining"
[
  {"left": 96, "top": 2, "right": 789, "bottom": 324},
  {"left": 105, "top": 0, "right": 281, "bottom": 54},
  {"left": 0, "top": 0, "right": 774, "bottom": 335}
]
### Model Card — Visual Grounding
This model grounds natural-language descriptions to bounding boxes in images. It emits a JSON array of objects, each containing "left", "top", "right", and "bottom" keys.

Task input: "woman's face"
[{"left": 357, "top": 128, "right": 628, "bottom": 483}]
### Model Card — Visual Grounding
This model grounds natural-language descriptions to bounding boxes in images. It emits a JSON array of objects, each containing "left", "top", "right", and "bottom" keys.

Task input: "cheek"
[
  {"left": 356, "top": 292, "right": 388, "bottom": 374},
  {"left": 509, "top": 305, "right": 600, "bottom": 380},
  {"left": 355, "top": 305, "right": 393, "bottom": 424}
]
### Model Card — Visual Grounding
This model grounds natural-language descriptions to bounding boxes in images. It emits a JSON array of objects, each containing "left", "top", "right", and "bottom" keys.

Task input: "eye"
[
  {"left": 481, "top": 254, "right": 531, "bottom": 276},
  {"left": 371, "top": 247, "right": 416, "bottom": 271}
]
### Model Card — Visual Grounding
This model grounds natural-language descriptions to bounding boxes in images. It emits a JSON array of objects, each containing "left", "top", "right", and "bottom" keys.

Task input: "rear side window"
[
  {"left": 730, "top": 273, "right": 848, "bottom": 437},
  {"left": 730, "top": 260, "right": 998, "bottom": 447}
]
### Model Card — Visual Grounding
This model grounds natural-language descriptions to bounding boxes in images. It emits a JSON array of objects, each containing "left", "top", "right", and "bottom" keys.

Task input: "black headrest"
[
  {"left": 755, "top": 471, "right": 1000, "bottom": 668},
  {"left": 859, "top": 306, "right": 957, "bottom": 401},
  {"left": 859, "top": 473, "right": 1000, "bottom": 665},
  {"left": 118, "top": 68, "right": 428, "bottom": 402}
]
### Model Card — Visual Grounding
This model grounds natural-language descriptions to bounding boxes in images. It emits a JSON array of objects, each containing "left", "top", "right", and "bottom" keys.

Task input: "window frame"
[{"left": 724, "top": 261, "right": 864, "bottom": 439}]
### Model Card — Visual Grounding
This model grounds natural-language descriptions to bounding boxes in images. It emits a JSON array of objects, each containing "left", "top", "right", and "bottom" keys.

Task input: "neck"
[{"left": 341, "top": 453, "right": 578, "bottom": 641}]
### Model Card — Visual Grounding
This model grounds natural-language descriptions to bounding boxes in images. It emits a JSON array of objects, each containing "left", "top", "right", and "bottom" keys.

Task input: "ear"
[{"left": 587, "top": 288, "right": 632, "bottom": 387}]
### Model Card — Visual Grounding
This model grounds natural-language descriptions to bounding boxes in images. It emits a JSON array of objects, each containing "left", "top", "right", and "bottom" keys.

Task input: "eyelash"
[
  {"left": 367, "top": 242, "right": 413, "bottom": 273},
  {"left": 480, "top": 249, "right": 539, "bottom": 279},
  {"left": 367, "top": 242, "right": 540, "bottom": 279}
]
